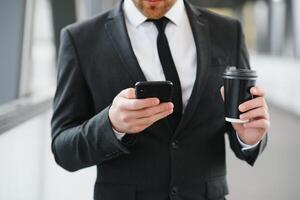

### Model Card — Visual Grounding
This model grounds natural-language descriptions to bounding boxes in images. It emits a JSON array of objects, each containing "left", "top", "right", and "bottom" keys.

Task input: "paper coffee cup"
[{"left": 223, "top": 67, "right": 257, "bottom": 123}]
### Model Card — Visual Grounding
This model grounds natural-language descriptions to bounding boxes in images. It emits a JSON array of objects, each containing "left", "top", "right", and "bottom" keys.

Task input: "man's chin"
[{"left": 143, "top": 7, "right": 165, "bottom": 19}]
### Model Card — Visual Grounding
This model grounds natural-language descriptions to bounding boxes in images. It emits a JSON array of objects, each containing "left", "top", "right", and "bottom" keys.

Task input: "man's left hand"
[{"left": 220, "top": 86, "right": 270, "bottom": 145}]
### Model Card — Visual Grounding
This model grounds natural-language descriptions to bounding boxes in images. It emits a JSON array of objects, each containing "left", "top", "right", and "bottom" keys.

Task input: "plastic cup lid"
[{"left": 223, "top": 66, "right": 257, "bottom": 78}]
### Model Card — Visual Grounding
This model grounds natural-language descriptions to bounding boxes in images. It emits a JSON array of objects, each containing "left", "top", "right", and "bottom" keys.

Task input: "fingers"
[
  {"left": 220, "top": 85, "right": 265, "bottom": 104},
  {"left": 250, "top": 86, "right": 266, "bottom": 97},
  {"left": 230, "top": 85, "right": 270, "bottom": 144},
  {"left": 119, "top": 88, "right": 136, "bottom": 99},
  {"left": 239, "top": 85, "right": 267, "bottom": 112},
  {"left": 239, "top": 96, "right": 268, "bottom": 112},
  {"left": 134, "top": 108, "right": 173, "bottom": 127},
  {"left": 117, "top": 102, "right": 173, "bottom": 124},
  {"left": 243, "top": 118, "right": 270, "bottom": 130},
  {"left": 127, "top": 102, "right": 174, "bottom": 118},
  {"left": 118, "top": 88, "right": 160, "bottom": 110},
  {"left": 239, "top": 107, "right": 270, "bottom": 121},
  {"left": 120, "top": 106, "right": 173, "bottom": 133},
  {"left": 120, "top": 98, "right": 160, "bottom": 110},
  {"left": 220, "top": 86, "right": 224, "bottom": 100}
]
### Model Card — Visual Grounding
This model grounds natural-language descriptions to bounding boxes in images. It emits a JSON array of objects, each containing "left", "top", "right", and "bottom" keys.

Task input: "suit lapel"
[
  {"left": 105, "top": 2, "right": 172, "bottom": 137},
  {"left": 104, "top": 1, "right": 212, "bottom": 138},
  {"left": 104, "top": 2, "right": 146, "bottom": 83},
  {"left": 173, "top": 2, "right": 211, "bottom": 139}
]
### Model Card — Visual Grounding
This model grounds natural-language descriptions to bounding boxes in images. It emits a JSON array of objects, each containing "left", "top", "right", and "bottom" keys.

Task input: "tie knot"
[{"left": 147, "top": 17, "right": 169, "bottom": 33}]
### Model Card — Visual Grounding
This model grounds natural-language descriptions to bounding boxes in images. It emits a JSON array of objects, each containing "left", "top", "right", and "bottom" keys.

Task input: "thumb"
[
  {"left": 119, "top": 88, "right": 136, "bottom": 99},
  {"left": 220, "top": 86, "right": 224, "bottom": 101}
]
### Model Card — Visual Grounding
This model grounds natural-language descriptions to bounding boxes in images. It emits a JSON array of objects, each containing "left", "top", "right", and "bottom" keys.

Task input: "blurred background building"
[{"left": 0, "top": 0, "right": 299, "bottom": 199}]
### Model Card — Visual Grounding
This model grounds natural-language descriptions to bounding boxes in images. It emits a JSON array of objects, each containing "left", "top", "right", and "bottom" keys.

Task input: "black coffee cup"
[{"left": 223, "top": 67, "right": 257, "bottom": 123}]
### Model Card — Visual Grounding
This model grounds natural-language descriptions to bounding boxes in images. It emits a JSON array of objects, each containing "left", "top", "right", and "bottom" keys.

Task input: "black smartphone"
[{"left": 135, "top": 81, "right": 173, "bottom": 102}]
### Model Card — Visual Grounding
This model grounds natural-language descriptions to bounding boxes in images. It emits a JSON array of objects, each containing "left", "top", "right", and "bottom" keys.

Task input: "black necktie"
[{"left": 149, "top": 17, "right": 183, "bottom": 132}]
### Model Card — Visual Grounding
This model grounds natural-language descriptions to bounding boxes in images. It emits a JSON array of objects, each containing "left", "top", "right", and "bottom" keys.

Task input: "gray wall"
[{"left": 0, "top": 0, "right": 26, "bottom": 104}]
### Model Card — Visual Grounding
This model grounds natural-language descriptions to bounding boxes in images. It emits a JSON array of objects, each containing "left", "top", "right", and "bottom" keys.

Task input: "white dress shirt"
[
  {"left": 124, "top": 0, "right": 196, "bottom": 111},
  {"left": 115, "top": 0, "right": 259, "bottom": 150}
]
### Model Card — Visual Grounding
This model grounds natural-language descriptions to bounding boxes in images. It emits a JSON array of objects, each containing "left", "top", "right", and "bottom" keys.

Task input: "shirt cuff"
[
  {"left": 113, "top": 128, "right": 126, "bottom": 140},
  {"left": 236, "top": 132, "right": 260, "bottom": 151}
]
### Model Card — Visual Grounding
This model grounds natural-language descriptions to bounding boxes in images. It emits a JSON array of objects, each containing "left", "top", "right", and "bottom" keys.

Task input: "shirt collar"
[
  {"left": 165, "top": 0, "right": 184, "bottom": 26},
  {"left": 123, "top": 0, "right": 185, "bottom": 27},
  {"left": 123, "top": 0, "right": 147, "bottom": 27}
]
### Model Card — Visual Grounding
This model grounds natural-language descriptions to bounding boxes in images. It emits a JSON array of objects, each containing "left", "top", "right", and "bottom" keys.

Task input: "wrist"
[
  {"left": 236, "top": 133, "right": 260, "bottom": 149},
  {"left": 237, "top": 134, "right": 263, "bottom": 146},
  {"left": 108, "top": 107, "right": 122, "bottom": 133}
]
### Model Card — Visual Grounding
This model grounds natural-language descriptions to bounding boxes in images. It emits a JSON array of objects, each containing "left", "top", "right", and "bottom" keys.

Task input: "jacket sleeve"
[
  {"left": 226, "top": 20, "right": 268, "bottom": 166},
  {"left": 51, "top": 28, "right": 131, "bottom": 172}
]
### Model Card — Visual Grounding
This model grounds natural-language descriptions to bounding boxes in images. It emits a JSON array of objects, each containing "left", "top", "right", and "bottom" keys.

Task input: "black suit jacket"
[{"left": 51, "top": 1, "right": 267, "bottom": 199}]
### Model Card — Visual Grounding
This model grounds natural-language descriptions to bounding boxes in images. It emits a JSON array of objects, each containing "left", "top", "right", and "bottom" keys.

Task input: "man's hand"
[
  {"left": 220, "top": 86, "right": 270, "bottom": 145},
  {"left": 109, "top": 88, "right": 174, "bottom": 134}
]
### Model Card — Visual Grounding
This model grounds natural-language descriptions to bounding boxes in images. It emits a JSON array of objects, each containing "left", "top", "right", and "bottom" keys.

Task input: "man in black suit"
[{"left": 51, "top": 0, "right": 270, "bottom": 199}]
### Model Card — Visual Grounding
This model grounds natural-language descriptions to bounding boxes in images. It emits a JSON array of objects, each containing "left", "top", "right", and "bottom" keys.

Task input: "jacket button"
[
  {"left": 171, "top": 141, "right": 179, "bottom": 149},
  {"left": 171, "top": 186, "right": 178, "bottom": 195}
]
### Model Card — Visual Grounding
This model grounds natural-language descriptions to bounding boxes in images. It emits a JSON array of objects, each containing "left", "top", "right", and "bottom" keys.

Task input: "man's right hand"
[{"left": 109, "top": 88, "right": 174, "bottom": 134}]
